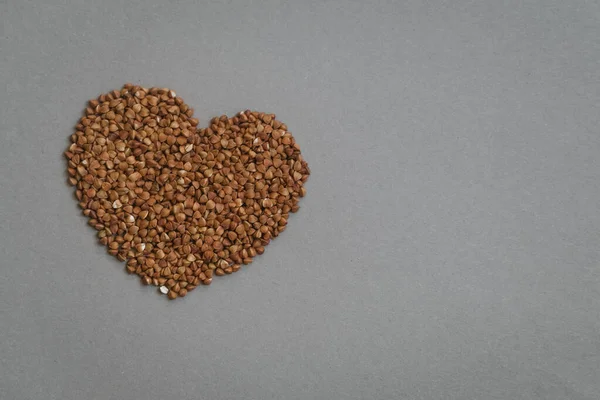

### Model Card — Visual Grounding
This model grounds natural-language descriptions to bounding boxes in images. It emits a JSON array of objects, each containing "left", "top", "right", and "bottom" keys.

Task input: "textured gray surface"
[{"left": 1, "top": 1, "right": 600, "bottom": 399}]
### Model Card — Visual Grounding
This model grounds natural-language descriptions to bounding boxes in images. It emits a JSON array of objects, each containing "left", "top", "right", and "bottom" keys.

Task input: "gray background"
[{"left": 1, "top": 0, "right": 599, "bottom": 399}]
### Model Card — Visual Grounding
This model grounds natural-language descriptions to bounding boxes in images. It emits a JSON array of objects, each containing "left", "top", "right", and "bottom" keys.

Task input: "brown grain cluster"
[{"left": 65, "top": 84, "right": 309, "bottom": 299}]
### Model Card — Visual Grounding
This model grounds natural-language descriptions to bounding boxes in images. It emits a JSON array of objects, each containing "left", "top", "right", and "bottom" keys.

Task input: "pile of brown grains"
[{"left": 65, "top": 84, "right": 309, "bottom": 300}]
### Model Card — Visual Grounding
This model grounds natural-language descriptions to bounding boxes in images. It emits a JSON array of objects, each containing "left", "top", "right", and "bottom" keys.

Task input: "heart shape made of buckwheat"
[{"left": 65, "top": 84, "right": 309, "bottom": 300}]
